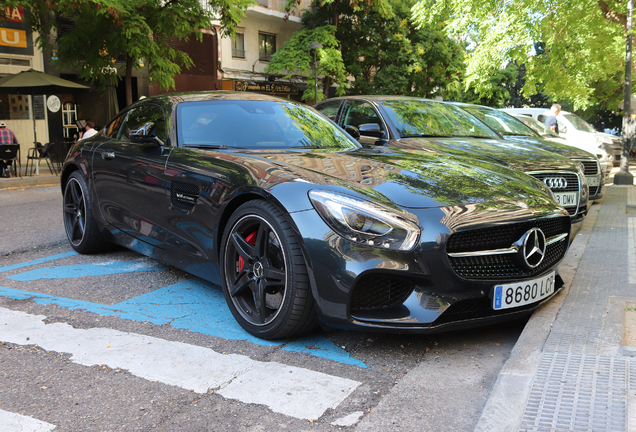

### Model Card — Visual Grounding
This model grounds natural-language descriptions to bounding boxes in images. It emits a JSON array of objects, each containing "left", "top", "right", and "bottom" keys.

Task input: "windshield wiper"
[
  {"left": 184, "top": 144, "right": 235, "bottom": 150},
  {"left": 400, "top": 134, "right": 452, "bottom": 138}
]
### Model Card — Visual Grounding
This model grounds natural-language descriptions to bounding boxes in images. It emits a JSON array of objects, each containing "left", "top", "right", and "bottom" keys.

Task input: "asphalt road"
[{"left": 0, "top": 185, "right": 528, "bottom": 432}]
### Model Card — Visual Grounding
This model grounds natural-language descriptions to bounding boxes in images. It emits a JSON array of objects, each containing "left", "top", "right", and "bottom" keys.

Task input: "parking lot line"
[
  {"left": 0, "top": 251, "right": 77, "bottom": 274},
  {"left": 0, "top": 307, "right": 361, "bottom": 420},
  {"left": 0, "top": 409, "right": 56, "bottom": 432},
  {"left": 7, "top": 260, "right": 169, "bottom": 280}
]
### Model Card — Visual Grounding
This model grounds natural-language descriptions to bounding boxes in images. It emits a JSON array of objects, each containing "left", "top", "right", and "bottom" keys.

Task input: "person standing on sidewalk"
[
  {"left": 544, "top": 104, "right": 562, "bottom": 133},
  {"left": 0, "top": 121, "right": 18, "bottom": 178}
]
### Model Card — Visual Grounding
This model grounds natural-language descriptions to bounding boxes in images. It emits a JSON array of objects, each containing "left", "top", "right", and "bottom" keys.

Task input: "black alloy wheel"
[
  {"left": 221, "top": 200, "right": 317, "bottom": 339},
  {"left": 63, "top": 171, "right": 109, "bottom": 254}
]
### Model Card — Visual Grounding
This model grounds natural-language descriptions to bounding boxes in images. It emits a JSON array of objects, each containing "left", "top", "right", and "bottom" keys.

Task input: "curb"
[
  {"left": 474, "top": 199, "right": 602, "bottom": 432},
  {"left": 0, "top": 175, "right": 59, "bottom": 189}
]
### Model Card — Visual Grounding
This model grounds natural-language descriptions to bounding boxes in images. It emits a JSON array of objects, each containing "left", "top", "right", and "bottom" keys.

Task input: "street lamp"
[{"left": 308, "top": 42, "right": 323, "bottom": 103}]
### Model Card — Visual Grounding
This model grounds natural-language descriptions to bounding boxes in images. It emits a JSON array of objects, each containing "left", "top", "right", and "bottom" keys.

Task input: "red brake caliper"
[{"left": 237, "top": 231, "right": 257, "bottom": 272}]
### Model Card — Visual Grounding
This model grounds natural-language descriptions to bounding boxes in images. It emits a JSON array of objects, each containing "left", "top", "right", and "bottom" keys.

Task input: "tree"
[
  {"left": 412, "top": 0, "right": 632, "bottom": 111},
  {"left": 6, "top": 0, "right": 253, "bottom": 105},
  {"left": 268, "top": 0, "right": 465, "bottom": 102},
  {"left": 339, "top": 0, "right": 465, "bottom": 99}
]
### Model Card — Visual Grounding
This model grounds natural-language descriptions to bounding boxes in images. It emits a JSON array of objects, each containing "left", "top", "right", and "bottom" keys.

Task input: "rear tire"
[
  {"left": 63, "top": 171, "right": 110, "bottom": 254},
  {"left": 220, "top": 200, "right": 318, "bottom": 339}
]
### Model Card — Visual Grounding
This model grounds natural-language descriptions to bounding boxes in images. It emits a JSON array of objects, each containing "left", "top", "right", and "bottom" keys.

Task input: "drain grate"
[{"left": 520, "top": 353, "right": 628, "bottom": 431}]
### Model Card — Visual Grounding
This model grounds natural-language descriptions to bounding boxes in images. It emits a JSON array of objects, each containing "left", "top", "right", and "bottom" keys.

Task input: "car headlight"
[
  {"left": 308, "top": 190, "right": 421, "bottom": 251},
  {"left": 603, "top": 136, "right": 613, "bottom": 144}
]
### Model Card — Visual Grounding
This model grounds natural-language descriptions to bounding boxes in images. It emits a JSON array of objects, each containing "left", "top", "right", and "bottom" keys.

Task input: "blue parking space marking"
[
  {"left": 0, "top": 253, "right": 367, "bottom": 368},
  {"left": 0, "top": 251, "right": 78, "bottom": 274},
  {"left": 7, "top": 261, "right": 169, "bottom": 281}
]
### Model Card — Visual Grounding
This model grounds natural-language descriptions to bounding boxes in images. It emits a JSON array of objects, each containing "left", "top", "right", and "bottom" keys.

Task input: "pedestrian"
[
  {"left": 0, "top": 121, "right": 18, "bottom": 178},
  {"left": 544, "top": 104, "right": 561, "bottom": 134},
  {"left": 79, "top": 120, "right": 98, "bottom": 141}
]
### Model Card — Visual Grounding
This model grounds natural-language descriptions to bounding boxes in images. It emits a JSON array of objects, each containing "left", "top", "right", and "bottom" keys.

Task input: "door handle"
[{"left": 101, "top": 150, "right": 115, "bottom": 160}]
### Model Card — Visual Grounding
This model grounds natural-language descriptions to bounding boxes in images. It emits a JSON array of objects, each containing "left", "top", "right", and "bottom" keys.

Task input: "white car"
[
  {"left": 510, "top": 113, "right": 612, "bottom": 176},
  {"left": 501, "top": 107, "right": 622, "bottom": 166}
]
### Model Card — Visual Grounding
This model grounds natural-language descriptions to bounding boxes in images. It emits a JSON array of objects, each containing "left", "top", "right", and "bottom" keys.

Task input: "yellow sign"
[{"left": 0, "top": 27, "right": 27, "bottom": 48}]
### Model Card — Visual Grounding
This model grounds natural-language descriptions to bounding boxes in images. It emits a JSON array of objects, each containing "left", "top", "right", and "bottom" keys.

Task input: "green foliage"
[
  {"left": 265, "top": 26, "right": 347, "bottom": 102},
  {"left": 412, "top": 0, "right": 631, "bottom": 110},
  {"left": 12, "top": 0, "right": 252, "bottom": 93},
  {"left": 270, "top": 0, "right": 465, "bottom": 102},
  {"left": 340, "top": 0, "right": 465, "bottom": 99},
  {"left": 461, "top": 63, "right": 518, "bottom": 107}
]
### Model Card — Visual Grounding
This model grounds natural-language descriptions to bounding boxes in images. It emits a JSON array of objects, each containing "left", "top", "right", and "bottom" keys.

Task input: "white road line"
[
  {"left": 0, "top": 307, "right": 360, "bottom": 420},
  {"left": 0, "top": 409, "right": 56, "bottom": 432}
]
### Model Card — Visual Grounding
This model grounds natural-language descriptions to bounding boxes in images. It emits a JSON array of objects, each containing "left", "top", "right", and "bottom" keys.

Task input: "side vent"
[{"left": 170, "top": 181, "right": 200, "bottom": 212}]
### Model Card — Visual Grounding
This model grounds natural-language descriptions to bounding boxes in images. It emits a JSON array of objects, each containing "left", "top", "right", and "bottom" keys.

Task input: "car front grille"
[
  {"left": 579, "top": 160, "right": 599, "bottom": 176},
  {"left": 350, "top": 274, "right": 415, "bottom": 311},
  {"left": 528, "top": 172, "right": 580, "bottom": 193},
  {"left": 446, "top": 216, "right": 570, "bottom": 280}
]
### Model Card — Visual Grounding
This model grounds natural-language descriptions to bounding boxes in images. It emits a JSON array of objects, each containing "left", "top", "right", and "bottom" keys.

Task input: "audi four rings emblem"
[
  {"left": 519, "top": 228, "right": 547, "bottom": 269},
  {"left": 543, "top": 177, "right": 568, "bottom": 189}
]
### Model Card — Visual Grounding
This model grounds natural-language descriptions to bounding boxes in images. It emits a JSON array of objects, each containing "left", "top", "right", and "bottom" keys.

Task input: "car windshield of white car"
[
  {"left": 176, "top": 100, "right": 360, "bottom": 150},
  {"left": 378, "top": 100, "right": 500, "bottom": 139},
  {"left": 464, "top": 107, "right": 537, "bottom": 137},
  {"left": 563, "top": 114, "right": 597, "bottom": 133}
]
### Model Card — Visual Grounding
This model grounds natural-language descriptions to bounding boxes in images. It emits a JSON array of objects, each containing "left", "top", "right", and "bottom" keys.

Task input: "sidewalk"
[
  {"left": 0, "top": 164, "right": 59, "bottom": 189},
  {"left": 478, "top": 165, "right": 636, "bottom": 432}
]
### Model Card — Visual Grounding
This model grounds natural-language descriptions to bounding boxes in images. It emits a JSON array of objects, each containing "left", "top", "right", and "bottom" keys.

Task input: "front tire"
[
  {"left": 63, "top": 171, "right": 110, "bottom": 254},
  {"left": 220, "top": 200, "right": 317, "bottom": 339}
]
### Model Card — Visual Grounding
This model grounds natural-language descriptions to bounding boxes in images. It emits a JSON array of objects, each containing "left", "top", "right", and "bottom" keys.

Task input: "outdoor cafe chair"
[
  {"left": 0, "top": 144, "right": 21, "bottom": 178},
  {"left": 26, "top": 142, "right": 58, "bottom": 176}
]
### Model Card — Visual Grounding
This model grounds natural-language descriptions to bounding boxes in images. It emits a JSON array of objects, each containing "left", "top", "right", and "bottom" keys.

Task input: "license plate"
[
  {"left": 493, "top": 272, "right": 555, "bottom": 310},
  {"left": 587, "top": 176, "right": 599, "bottom": 187},
  {"left": 553, "top": 192, "right": 577, "bottom": 207}
]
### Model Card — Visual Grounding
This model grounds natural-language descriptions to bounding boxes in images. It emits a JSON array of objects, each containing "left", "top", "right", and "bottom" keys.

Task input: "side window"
[
  {"left": 341, "top": 101, "right": 384, "bottom": 131},
  {"left": 104, "top": 113, "right": 126, "bottom": 139},
  {"left": 119, "top": 105, "right": 167, "bottom": 143},
  {"left": 537, "top": 115, "right": 548, "bottom": 123},
  {"left": 315, "top": 100, "right": 342, "bottom": 121}
]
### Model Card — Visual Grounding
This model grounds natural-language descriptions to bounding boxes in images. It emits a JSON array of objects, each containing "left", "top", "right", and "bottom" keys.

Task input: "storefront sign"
[
  {"left": 0, "top": 6, "right": 32, "bottom": 55},
  {"left": 234, "top": 80, "right": 295, "bottom": 94}
]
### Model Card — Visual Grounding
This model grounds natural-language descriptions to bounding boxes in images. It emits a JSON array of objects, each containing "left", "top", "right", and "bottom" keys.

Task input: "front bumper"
[{"left": 290, "top": 207, "right": 571, "bottom": 333}]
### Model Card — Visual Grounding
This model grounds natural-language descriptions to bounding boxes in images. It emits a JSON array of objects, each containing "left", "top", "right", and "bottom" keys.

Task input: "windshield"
[
  {"left": 176, "top": 100, "right": 359, "bottom": 150},
  {"left": 563, "top": 113, "right": 597, "bottom": 133},
  {"left": 514, "top": 115, "right": 558, "bottom": 137},
  {"left": 378, "top": 99, "right": 500, "bottom": 139},
  {"left": 461, "top": 106, "right": 539, "bottom": 137}
]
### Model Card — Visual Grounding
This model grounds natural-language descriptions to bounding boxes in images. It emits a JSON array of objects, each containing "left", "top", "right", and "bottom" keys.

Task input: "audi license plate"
[
  {"left": 493, "top": 272, "right": 555, "bottom": 310},
  {"left": 587, "top": 176, "right": 599, "bottom": 187},
  {"left": 553, "top": 192, "right": 577, "bottom": 206}
]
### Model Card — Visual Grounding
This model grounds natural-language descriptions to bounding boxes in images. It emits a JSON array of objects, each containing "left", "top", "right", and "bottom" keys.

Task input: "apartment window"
[
  {"left": 258, "top": 33, "right": 276, "bottom": 62},
  {"left": 232, "top": 32, "right": 245, "bottom": 58},
  {"left": 0, "top": 57, "right": 31, "bottom": 67}
]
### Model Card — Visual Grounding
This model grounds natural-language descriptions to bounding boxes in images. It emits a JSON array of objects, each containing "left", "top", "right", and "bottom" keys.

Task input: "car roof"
[
  {"left": 319, "top": 95, "right": 440, "bottom": 103},
  {"left": 125, "top": 91, "right": 298, "bottom": 111}
]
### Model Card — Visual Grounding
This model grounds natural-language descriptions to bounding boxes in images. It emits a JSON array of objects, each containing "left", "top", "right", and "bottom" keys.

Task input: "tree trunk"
[{"left": 125, "top": 55, "right": 133, "bottom": 106}]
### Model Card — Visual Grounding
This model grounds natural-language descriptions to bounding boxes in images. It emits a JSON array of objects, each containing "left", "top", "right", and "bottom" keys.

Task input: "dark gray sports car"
[{"left": 62, "top": 92, "right": 571, "bottom": 339}]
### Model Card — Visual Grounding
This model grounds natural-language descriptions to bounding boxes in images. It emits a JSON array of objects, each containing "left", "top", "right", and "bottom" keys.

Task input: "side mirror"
[
  {"left": 344, "top": 125, "right": 360, "bottom": 141},
  {"left": 560, "top": 125, "right": 568, "bottom": 134},
  {"left": 358, "top": 123, "right": 384, "bottom": 138},
  {"left": 130, "top": 122, "right": 164, "bottom": 146}
]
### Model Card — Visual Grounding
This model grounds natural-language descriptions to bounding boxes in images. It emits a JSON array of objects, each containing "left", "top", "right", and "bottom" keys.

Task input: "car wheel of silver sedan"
[{"left": 221, "top": 200, "right": 317, "bottom": 339}]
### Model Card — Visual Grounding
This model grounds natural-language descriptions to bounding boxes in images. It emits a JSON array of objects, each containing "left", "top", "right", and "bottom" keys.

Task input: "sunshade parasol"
[{"left": 0, "top": 69, "right": 89, "bottom": 146}]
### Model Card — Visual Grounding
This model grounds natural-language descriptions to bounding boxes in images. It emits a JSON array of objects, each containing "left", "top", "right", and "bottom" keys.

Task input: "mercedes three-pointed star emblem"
[{"left": 518, "top": 228, "right": 547, "bottom": 269}]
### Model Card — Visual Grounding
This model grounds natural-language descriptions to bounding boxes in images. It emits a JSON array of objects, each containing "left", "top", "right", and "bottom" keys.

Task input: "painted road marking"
[
  {"left": 0, "top": 251, "right": 78, "bottom": 274},
  {"left": 7, "top": 260, "right": 169, "bottom": 281},
  {"left": 0, "top": 280, "right": 365, "bottom": 367},
  {"left": 0, "top": 409, "right": 56, "bottom": 432},
  {"left": 0, "top": 307, "right": 361, "bottom": 420}
]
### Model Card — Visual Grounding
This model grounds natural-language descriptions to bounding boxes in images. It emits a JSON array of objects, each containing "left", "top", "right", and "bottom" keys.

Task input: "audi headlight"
[{"left": 308, "top": 190, "right": 421, "bottom": 251}]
